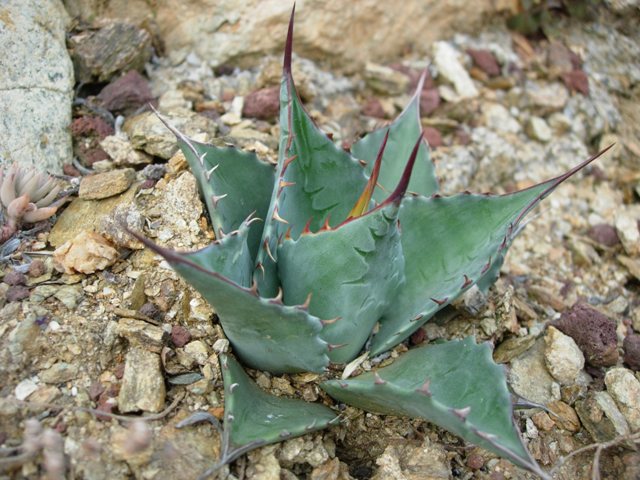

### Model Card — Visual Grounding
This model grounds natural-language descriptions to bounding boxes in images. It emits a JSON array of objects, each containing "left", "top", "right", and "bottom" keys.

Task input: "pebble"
[
  {"left": 118, "top": 347, "right": 166, "bottom": 413},
  {"left": 6, "top": 285, "right": 30, "bottom": 302},
  {"left": 419, "top": 88, "right": 440, "bottom": 116},
  {"left": 371, "top": 437, "right": 450, "bottom": 480},
  {"left": 526, "top": 116, "right": 552, "bottom": 143},
  {"left": 422, "top": 127, "right": 443, "bottom": 148},
  {"left": 614, "top": 207, "right": 640, "bottom": 256},
  {"left": 562, "top": 70, "right": 589, "bottom": 95},
  {"left": 100, "top": 135, "right": 152, "bottom": 166},
  {"left": 524, "top": 80, "right": 569, "bottom": 112},
  {"left": 68, "top": 22, "right": 152, "bottom": 83},
  {"left": 116, "top": 318, "right": 168, "bottom": 353},
  {"left": 184, "top": 340, "right": 209, "bottom": 366},
  {"left": 3, "top": 270, "right": 26, "bottom": 286},
  {"left": 170, "top": 325, "right": 191, "bottom": 348},
  {"left": 97, "top": 71, "right": 154, "bottom": 114},
  {"left": 587, "top": 223, "right": 620, "bottom": 247},
  {"left": 623, "top": 334, "right": 640, "bottom": 371},
  {"left": 39, "top": 362, "right": 79, "bottom": 384},
  {"left": 605, "top": 368, "right": 640, "bottom": 431},
  {"left": 548, "top": 400, "right": 581, "bottom": 433},
  {"left": 364, "top": 62, "right": 409, "bottom": 95},
  {"left": 552, "top": 303, "right": 619, "bottom": 367},
  {"left": 54, "top": 285, "right": 83, "bottom": 310},
  {"left": 482, "top": 103, "right": 521, "bottom": 134},
  {"left": 433, "top": 41, "right": 478, "bottom": 99},
  {"left": 310, "top": 458, "right": 352, "bottom": 479},
  {"left": 242, "top": 87, "right": 279, "bottom": 120},
  {"left": 15, "top": 378, "right": 39, "bottom": 401},
  {"left": 467, "top": 48, "right": 501, "bottom": 77},
  {"left": 509, "top": 338, "right": 560, "bottom": 404},
  {"left": 544, "top": 326, "right": 585, "bottom": 385},
  {"left": 53, "top": 231, "right": 119, "bottom": 275},
  {"left": 79, "top": 168, "right": 136, "bottom": 200},
  {"left": 575, "top": 391, "right": 630, "bottom": 442}
]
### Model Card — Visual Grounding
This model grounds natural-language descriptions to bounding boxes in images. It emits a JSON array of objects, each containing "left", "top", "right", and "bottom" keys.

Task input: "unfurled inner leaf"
[{"left": 322, "top": 338, "right": 547, "bottom": 479}]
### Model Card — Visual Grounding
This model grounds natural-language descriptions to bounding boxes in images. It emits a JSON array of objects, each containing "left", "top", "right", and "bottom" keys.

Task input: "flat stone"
[
  {"left": 482, "top": 103, "right": 521, "bottom": 134},
  {"left": 184, "top": 340, "right": 209, "bottom": 366},
  {"left": 39, "top": 362, "right": 79, "bottom": 384},
  {"left": 433, "top": 41, "right": 478, "bottom": 100},
  {"left": 79, "top": 169, "right": 136, "bottom": 200},
  {"left": 509, "top": 338, "right": 560, "bottom": 404},
  {"left": 68, "top": 22, "right": 152, "bottom": 83},
  {"left": 118, "top": 347, "right": 165, "bottom": 413},
  {"left": 0, "top": 0, "right": 73, "bottom": 172},
  {"left": 14, "top": 378, "right": 38, "bottom": 401},
  {"left": 548, "top": 400, "right": 581, "bottom": 433},
  {"left": 526, "top": 116, "right": 553, "bottom": 143},
  {"left": 544, "top": 326, "right": 585, "bottom": 385},
  {"left": 97, "top": 70, "right": 154, "bottom": 114},
  {"left": 116, "top": 318, "right": 168, "bottom": 353},
  {"left": 525, "top": 81, "right": 569, "bottom": 112},
  {"left": 605, "top": 368, "right": 640, "bottom": 431},
  {"left": 54, "top": 284, "right": 83, "bottom": 310},
  {"left": 364, "top": 62, "right": 410, "bottom": 95},
  {"left": 615, "top": 207, "right": 640, "bottom": 256},
  {"left": 371, "top": 437, "right": 450, "bottom": 480},
  {"left": 53, "top": 231, "right": 118, "bottom": 275},
  {"left": 623, "top": 334, "right": 640, "bottom": 371},
  {"left": 575, "top": 391, "right": 630, "bottom": 442},
  {"left": 100, "top": 135, "right": 152, "bottom": 167}
]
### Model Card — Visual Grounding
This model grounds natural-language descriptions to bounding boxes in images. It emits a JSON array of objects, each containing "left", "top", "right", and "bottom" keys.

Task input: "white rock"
[
  {"left": 433, "top": 41, "right": 478, "bottom": 100},
  {"left": 482, "top": 103, "right": 521, "bottom": 134},
  {"left": 15, "top": 378, "right": 38, "bottom": 401},
  {"left": 605, "top": 368, "right": 640, "bottom": 431},
  {"left": 0, "top": 1, "right": 73, "bottom": 172},
  {"left": 544, "top": 326, "right": 585, "bottom": 385},
  {"left": 615, "top": 207, "right": 640, "bottom": 256},
  {"left": 526, "top": 116, "right": 552, "bottom": 142},
  {"left": 525, "top": 81, "right": 569, "bottom": 111}
]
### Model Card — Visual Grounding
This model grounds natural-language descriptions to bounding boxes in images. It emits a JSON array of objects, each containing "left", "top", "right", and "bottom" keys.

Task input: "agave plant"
[
  {"left": 0, "top": 163, "right": 63, "bottom": 243},
  {"left": 132, "top": 8, "right": 610, "bottom": 479}
]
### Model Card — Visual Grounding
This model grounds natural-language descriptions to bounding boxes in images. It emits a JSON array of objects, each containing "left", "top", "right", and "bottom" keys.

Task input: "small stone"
[
  {"left": 100, "top": 135, "right": 152, "bottom": 166},
  {"left": 525, "top": 81, "right": 569, "bottom": 112},
  {"left": 509, "top": 338, "right": 560, "bottom": 404},
  {"left": 118, "top": 347, "right": 165, "bottom": 413},
  {"left": 171, "top": 325, "right": 191, "bottom": 348},
  {"left": 97, "top": 70, "right": 154, "bottom": 114},
  {"left": 618, "top": 255, "right": 640, "bottom": 282},
  {"left": 575, "top": 391, "right": 630, "bottom": 442},
  {"left": 361, "top": 98, "right": 386, "bottom": 118},
  {"left": 212, "top": 338, "right": 229, "bottom": 354},
  {"left": 3, "top": 270, "right": 26, "bottom": 286},
  {"left": 548, "top": 400, "right": 581, "bottom": 433},
  {"left": 532, "top": 411, "right": 555, "bottom": 431},
  {"left": 419, "top": 88, "right": 440, "bottom": 116},
  {"left": 467, "top": 48, "right": 500, "bottom": 77},
  {"left": 54, "top": 285, "right": 83, "bottom": 309},
  {"left": 71, "top": 116, "right": 114, "bottom": 139},
  {"left": 466, "top": 453, "right": 485, "bottom": 470},
  {"left": 310, "top": 457, "right": 352, "bottom": 480},
  {"left": 562, "top": 70, "right": 589, "bottom": 95},
  {"left": 79, "top": 168, "right": 136, "bottom": 200},
  {"left": 88, "top": 381, "right": 106, "bottom": 401},
  {"left": 184, "top": 340, "right": 209, "bottom": 366},
  {"left": 116, "top": 318, "right": 168, "bottom": 353},
  {"left": 371, "top": 437, "right": 450, "bottom": 480},
  {"left": 242, "top": 87, "right": 279, "bottom": 120},
  {"left": 605, "top": 368, "right": 640, "bottom": 431},
  {"left": 482, "top": 103, "right": 521, "bottom": 134},
  {"left": 422, "top": 127, "right": 443, "bottom": 148},
  {"left": 53, "top": 231, "right": 118, "bottom": 275},
  {"left": 433, "top": 41, "right": 479, "bottom": 99},
  {"left": 28, "top": 260, "right": 46, "bottom": 278},
  {"left": 39, "top": 362, "right": 79, "bottom": 384},
  {"left": 364, "top": 62, "right": 409, "bottom": 96},
  {"left": 623, "top": 334, "right": 640, "bottom": 371},
  {"left": 28, "top": 385, "right": 61, "bottom": 405},
  {"left": 587, "top": 224, "right": 620, "bottom": 247},
  {"left": 68, "top": 22, "right": 152, "bottom": 83},
  {"left": 615, "top": 208, "right": 640, "bottom": 256},
  {"left": 6, "top": 285, "right": 30, "bottom": 302},
  {"left": 544, "top": 326, "right": 585, "bottom": 385},
  {"left": 552, "top": 303, "right": 618, "bottom": 367},
  {"left": 526, "top": 116, "right": 552, "bottom": 143},
  {"left": 15, "top": 378, "right": 38, "bottom": 401}
]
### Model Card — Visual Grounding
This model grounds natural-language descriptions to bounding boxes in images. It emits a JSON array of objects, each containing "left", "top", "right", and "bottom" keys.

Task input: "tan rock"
[
  {"left": 605, "top": 368, "right": 640, "bottom": 431},
  {"left": 63, "top": 0, "right": 516, "bottom": 71},
  {"left": 79, "top": 168, "right": 136, "bottom": 200},
  {"left": 118, "top": 347, "right": 166, "bottom": 413},
  {"left": 53, "top": 231, "right": 118, "bottom": 274}
]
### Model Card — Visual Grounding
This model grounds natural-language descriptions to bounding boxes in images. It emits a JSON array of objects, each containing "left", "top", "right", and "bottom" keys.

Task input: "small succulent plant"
[
  {"left": 133, "top": 7, "right": 610, "bottom": 479},
  {"left": 0, "top": 163, "right": 63, "bottom": 243}
]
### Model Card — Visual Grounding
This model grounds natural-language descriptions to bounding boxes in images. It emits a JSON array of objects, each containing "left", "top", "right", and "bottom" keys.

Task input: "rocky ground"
[{"left": 1, "top": 5, "right": 640, "bottom": 480}]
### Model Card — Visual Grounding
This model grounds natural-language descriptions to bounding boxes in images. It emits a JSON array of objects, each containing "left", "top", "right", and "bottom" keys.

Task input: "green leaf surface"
[
  {"left": 351, "top": 73, "right": 438, "bottom": 202},
  {"left": 222, "top": 354, "right": 338, "bottom": 448},
  {"left": 322, "top": 338, "right": 546, "bottom": 478},
  {"left": 278, "top": 203, "right": 405, "bottom": 363},
  {"left": 128, "top": 227, "right": 329, "bottom": 374}
]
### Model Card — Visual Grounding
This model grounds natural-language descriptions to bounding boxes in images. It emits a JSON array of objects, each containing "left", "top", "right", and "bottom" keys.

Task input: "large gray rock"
[
  {"left": 63, "top": 0, "right": 516, "bottom": 70},
  {"left": 0, "top": 1, "right": 73, "bottom": 173}
]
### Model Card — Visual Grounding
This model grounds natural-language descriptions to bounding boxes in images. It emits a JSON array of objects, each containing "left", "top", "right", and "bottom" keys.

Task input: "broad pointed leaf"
[
  {"left": 322, "top": 338, "right": 548, "bottom": 479},
  {"left": 351, "top": 72, "right": 438, "bottom": 202},
  {"left": 370, "top": 147, "right": 613, "bottom": 355},
  {"left": 128, "top": 226, "right": 329, "bottom": 374},
  {"left": 222, "top": 354, "right": 338, "bottom": 448}
]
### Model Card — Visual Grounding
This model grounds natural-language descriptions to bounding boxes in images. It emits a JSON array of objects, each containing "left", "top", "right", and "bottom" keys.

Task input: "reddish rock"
[
  {"left": 62, "top": 164, "right": 81, "bottom": 177},
  {"left": 28, "top": 260, "right": 46, "bottom": 278},
  {"left": 552, "top": 303, "right": 618, "bottom": 367},
  {"left": 75, "top": 143, "right": 110, "bottom": 166},
  {"left": 623, "top": 334, "right": 640, "bottom": 371},
  {"left": 409, "top": 327, "right": 426, "bottom": 346},
  {"left": 587, "top": 224, "right": 620, "bottom": 247},
  {"left": 71, "top": 116, "right": 114, "bottom": 139},
  {"left": 423, "top": 127, "right": 443, "bottom": 149},
  {"left": 139, "top": 302, "right": 163, "bottom": 321},
  {"left": 88, "top": 381, "right": 106, "bottom": 401},
  {"left": 171, "top": 325, "right": 192, "bottom": 348},
  {"left": 420, "top": 88, "right": 440, "bottom": 116},
  {"left": 98, "top": 71, "right": 154, "bottom": 114},
  {"left": 466, "top": 453, "right": 485, "bottom": 470},
  {"left": 389, "top": 64, "right": 434, "bottom": 91},
  {"left": 242, "top": 87, "right": 279, "bottom": 120},
  {"left": 6, "top": 285, "right": 30, "bottom": 302},
  {"left": 361, "top": 97, "right": 386, "bottom": 118},
  {"left": 3, "top": 270, "right": 26, "bottom": 286},
  {"left": 467, "top": 48, "right": 501, "bottom": 77},
  {"left": 562, "top": 70, "right": 589, "bottom": 96}
]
